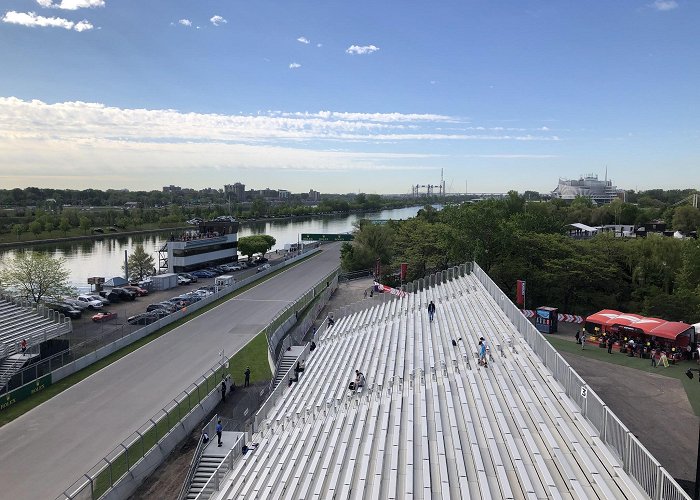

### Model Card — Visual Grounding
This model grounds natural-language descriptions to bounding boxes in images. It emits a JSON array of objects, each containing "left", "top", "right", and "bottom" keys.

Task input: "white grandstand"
[
  {"left": 0, "top": 295, "right": 72, "bottom": 391},
  {"left": 197, "top": 265, "right": 687, "bottom": 500}
]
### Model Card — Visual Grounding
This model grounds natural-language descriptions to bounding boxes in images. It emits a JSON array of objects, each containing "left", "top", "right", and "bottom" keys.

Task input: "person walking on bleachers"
[
  {"left": 478, "top": 340, "right": 487, "bottom": 367},
  {"left": 428, "top": 301, "right": 436, "bottom": 322},
  {"left": 20, "top": 339, "right": 27, "bottom": 355},
  {"left": 216, "top": 419, "right": 223, "bottom": 447},
  {"left": 244, "top": 367, "right": 251, "bottom": 387}
]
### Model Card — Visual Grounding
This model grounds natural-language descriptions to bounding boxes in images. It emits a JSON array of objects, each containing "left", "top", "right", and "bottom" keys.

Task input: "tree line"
[
  {"left": 0, "top": 190, "right": 439, "bottom": 242},
  {"left": 341, "top": 192, "right": 700, "bottom": 323}
]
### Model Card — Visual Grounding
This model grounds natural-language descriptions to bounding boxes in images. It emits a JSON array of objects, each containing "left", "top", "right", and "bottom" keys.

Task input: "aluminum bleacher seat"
[{"left": 212, "top": 273, "right": 668, "bottom": 500}]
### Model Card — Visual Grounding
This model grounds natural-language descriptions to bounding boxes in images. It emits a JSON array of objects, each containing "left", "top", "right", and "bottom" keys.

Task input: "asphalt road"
[{"left": 0, "top": 244, "right": 341, "bottom": 500}]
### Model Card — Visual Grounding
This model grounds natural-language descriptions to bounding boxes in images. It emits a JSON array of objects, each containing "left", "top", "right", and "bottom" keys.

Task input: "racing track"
[{"left": 0, "top": 244, "right": 341, "bottom": 500}]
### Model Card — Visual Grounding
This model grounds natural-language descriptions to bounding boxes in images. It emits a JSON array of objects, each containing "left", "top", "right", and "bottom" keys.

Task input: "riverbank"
[{"left": 0, "top": 205, "right": 428, "bottom": 250}]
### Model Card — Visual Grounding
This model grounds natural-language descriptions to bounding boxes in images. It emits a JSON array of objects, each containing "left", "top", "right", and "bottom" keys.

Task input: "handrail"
[{"left": 177, "top": 415, "right": 236, "bottom": 500}]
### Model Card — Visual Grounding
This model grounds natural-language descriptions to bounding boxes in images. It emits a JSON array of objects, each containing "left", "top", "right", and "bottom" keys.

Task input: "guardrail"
[
  {"left": 470, "top": 261, "right": 690, "bottom": 500},
  {"left": 177, "top": 415, "right": 236, "bottom": 500}
]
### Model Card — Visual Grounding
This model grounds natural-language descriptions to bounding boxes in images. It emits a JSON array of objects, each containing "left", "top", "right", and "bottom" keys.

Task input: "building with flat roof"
[
  {"left": 224, "top": 183, "right": 246, "bottom": 202},
  {"left": 162, "top": 220, "right": 239, "bottom": 273},
  {"left": 552, "top": 174, "right": 623, "bottom": 204}
]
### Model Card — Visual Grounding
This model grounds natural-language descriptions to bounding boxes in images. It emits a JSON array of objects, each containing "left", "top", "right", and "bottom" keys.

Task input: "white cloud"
[
  {"left": 346, "top": 44, "right": 379, "bottom": 55},
  {"left": 0, "top": 97, "right": 562, "bottom": 189},
  {"left": 1, "top": 11, "right": 92, "bottom": 31},
  {"left": 178, "top": 19, "right": 192, "bottom": 27},
  {"left": 73, "top": 19, "right": 93, "bottom": 31},
  {"left": 210, "top": 15, "right": 227, "bottom": 26},
  {"left": 651, "top": 0, "right": 678, "bottom": 10},
  {"left": 316, "top": 43, "right": 322, "bottom": 48},
  {"left": 289, "top": 63, "right": 301, "bottom": 69},
  {"left": 36, "top": 0, "right": 105, "bottom": 10},
  {"left": 297, "top": 36, "right": 310, "bottom": 44}
]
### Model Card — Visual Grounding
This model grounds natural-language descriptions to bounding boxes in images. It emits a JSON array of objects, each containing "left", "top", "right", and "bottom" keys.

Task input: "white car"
[
  {"left": 77, "top": 295, "right": 104, "bottom": 309},
  {"left": 257, "top": 263, "right": 271, "bottom": 273},
  {"left": 86, "top": 294, "right": 110, "bottom": 305}
]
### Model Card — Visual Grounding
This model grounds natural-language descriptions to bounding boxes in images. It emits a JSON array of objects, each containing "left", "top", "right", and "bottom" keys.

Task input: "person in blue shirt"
[{"left": 216, "top": 420, "right": 223, "bottom": 447}]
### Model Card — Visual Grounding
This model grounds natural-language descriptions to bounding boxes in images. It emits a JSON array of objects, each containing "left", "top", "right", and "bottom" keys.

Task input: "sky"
[{"left": 0, "top": 0, "right": 698, "bottom": 195}]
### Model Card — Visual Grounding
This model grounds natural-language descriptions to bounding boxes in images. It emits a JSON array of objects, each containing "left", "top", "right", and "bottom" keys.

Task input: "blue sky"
[{"left": 0, "top": 0, "right": 698, "bottom": 195}]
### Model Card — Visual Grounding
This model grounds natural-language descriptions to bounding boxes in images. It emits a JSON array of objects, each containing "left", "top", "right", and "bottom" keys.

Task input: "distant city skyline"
[{"left": 1, "top": 1, "right": 698, "bottom": 193}]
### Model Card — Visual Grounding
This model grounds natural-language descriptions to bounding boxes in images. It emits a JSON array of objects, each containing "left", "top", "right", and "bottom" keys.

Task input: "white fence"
[{"left": 470, "top": 261, "right": 690, "bottom": 500}]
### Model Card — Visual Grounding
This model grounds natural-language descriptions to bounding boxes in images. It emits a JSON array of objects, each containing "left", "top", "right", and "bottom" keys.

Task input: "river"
[{"left": 0, "top": 206, "right": 429, "bottom": 288}]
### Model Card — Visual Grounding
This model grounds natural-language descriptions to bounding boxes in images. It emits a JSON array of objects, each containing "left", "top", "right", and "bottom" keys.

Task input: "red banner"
[
  {"left": 400, "top": 263, "right": 408, "bottom": 280},
  {"left": 516, "top": 280, "right": 526, "bottom": 306}
]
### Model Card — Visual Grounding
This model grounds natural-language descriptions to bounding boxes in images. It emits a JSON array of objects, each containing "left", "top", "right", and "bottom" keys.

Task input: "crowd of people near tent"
[{"left": 577, "top": 328, "right": 694, "bottom": 364}]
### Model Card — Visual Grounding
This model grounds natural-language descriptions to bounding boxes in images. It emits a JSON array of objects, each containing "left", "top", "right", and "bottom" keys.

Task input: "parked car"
[
  {"left": 198, "top": 285, "right": 216, "bottom": 293},
  {"left": 111, "top": 288, "right": 136, "bottom": 301},
  {"left": 46, "top": 302, "right": 82, "bottom": 319},
  {"left": 63, "top": 298, "right": 90, "bottom": 310},
  {"left": 122, "top": 285, "right": 148, "bottom": 296},
  {"left": 146, "top": 302, "right": 178, "bottom": 313},
  {"left": 178, "top": 272, "right": 198, "bottom": 283},
  {"left": 257, "top": 263, "right": 271, "bottom": 273},
  {"left": 177, "top": 275, "right": 191, "bottom": 285},
  {"left": 92, "top": 311, "right": 117, "bottom": 322},
  {"left": 254, "top": 257, "right": 269, "bottom": 264},
  {"left": 191, "top": 270, "right": 215, "bottom": 278},
  {"left": 77, "top": 295, "right": 104, "bottom": 309},
  {"left": 99, "top": 290, "right": 121, "bottom": 302},
  {"left": 127, "top": 312, "right": 159, "bottom": 325},
  {"left": 86, "top": 293, "right": 110, "bottom": 305}
]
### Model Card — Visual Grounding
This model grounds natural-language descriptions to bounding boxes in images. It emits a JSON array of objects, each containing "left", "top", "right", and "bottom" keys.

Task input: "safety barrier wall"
[{"left": 471, "top": 261, "right": 690, "bottom": 500}]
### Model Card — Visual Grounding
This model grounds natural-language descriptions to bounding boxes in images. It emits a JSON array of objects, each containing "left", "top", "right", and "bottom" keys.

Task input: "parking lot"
[{"left": 63, "top": 255, "right": 288, "bottom": 357}]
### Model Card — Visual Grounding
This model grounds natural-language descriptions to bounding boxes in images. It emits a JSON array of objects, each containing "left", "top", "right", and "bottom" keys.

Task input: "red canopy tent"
[{"left": 585, "top": 310, "right": 693, "bottom": 347}]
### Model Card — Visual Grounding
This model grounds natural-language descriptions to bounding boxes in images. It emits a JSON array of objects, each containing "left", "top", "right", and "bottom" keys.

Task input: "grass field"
[{"left": 545, "top": 335, "right": 700, "bottom": 416}]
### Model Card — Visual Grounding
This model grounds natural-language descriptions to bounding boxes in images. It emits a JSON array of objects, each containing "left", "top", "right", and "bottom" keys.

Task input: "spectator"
[
  {"left": 575, "top": 330, "right": 580, "bottom": 344},
  {"left": 221, "top": 379, "right": 226, "bottom": 401},
  {"left": 427, "top": 301, "right": 436, "bottom": 322},
  {"left": 658, "top": 351, "right": 670, "bottom": 368},
  {"left": 606, "top": 336, "right": 614, "bottom": 354},
  {"left": 20, "top": 339, "right": 27, "bottom": 354},
  {"left": 580, "top": 331, "right": 586, "bottom": 350},
  {"left": 355, "top": 370, "right": 366, "bottom": 388},
  {"left": 244, "top": 367, "right": 251, "bottom": 387}
]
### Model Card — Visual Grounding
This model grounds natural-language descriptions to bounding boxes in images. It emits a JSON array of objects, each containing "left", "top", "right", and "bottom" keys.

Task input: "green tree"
[
  {"left": 59, "top": 217, "right": 71, "bottom": 236},
  {"left": 79, "top": 216, "right": 91, "bottom": 234},
  {"left": 237, "top": 235, "right": 274, "bottom": 260},
  {"left": 341, "top": 220, "right": 395, "bottom": 272},
  {"left": 672, "top": 205, "right": 700, "bottom": 234},
  {"left": 250, "top": 198, "right": 269, "bottom": 217},
  {"left": 122, "top": 244, "right": 155, "bottom": 281},
  {"left": 29, "top": 220, "right": 43, "bottom": 236},
  {"left": 0, "top": 252, "right": 75, "bottom": 304},
  {"left": 12, "top": 224, "right": 24, "bottom": 241}
]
